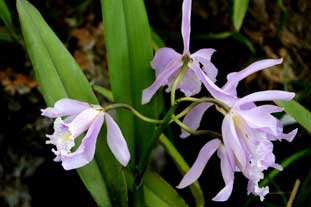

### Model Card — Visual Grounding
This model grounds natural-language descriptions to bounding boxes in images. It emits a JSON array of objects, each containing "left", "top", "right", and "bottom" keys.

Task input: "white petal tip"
[
  {"left": 179, "top": 132, "right": 189, "bottom": 139},
  {"left": 176, "top": 184, "right": 186, "bottom": 189},
  {"left": 120, "top": 156, "right": 130, "bottom": 167},
  {"left": 141, "top": 90, "right": 151, "bottom": 105}
]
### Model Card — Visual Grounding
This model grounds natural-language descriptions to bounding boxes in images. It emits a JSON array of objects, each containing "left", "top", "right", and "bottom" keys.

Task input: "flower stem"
[
  {"left": 170, "top": 57, "right": 190, "bottom": 106},
  {"left": 102, "top": 103, "right": 164, "bottom": 124},
  {"left": 159, "top": 134, "right": 205, "bottom": 207},
  {"left": 171, "top": 114, "right": 221, "bottom": 138},
  {"left": 176, "top": 96, "right": 230, "bottom": 113},
  {"left": 174, "top": 102, "right": 199, "bottom": 119}
]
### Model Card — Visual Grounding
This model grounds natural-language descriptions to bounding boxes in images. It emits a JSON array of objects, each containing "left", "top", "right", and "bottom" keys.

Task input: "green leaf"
[
  {"left": 275, "top": 100, "right": 311, "bottom": 134},
  {"left": 100, "top": 0, "right": 163, "bottom": 171},
  {"left": 0, "top": 0, "right": 12, "bottom": 29},
  {"left": 151, "top": 29, "right": 165, "bottom": 50},
  {"left": 143, "top": 171, "right": 189, "bottom": 207},
  {"left": 194, "top": 32, "right": 255, "bottom": 53},
  {"left": 231, "top": 32, "right": 255, "bottom": 54},
  {"left": 17, "top": 0, "right": 128, "bottom": 206},
  {"left": 93, "top": 85, "right": 114, "bottom": 102},
  {"left": 232, "top": 0, "right": 249, "bottom": 31},
  {"left": 0, "top": 30, "right": 13, "bottom": 42},
  {"left": 195, "top": 32, "right": 233, "bottom": 40},
  {"left": 295, "top": 168, "right": 311, "bottom": 207},
  {"left": 159, "top": 134, "right": 204, "bottom": 207}
]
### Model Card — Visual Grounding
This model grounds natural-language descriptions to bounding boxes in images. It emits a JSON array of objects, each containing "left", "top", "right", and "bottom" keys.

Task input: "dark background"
[{"left": 0, "top": 0, "right": 310, "bottom": 206}]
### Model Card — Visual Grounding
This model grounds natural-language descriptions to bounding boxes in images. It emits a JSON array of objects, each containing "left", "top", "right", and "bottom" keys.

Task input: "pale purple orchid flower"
[
  {"left": 142, "top": 0, "right": 218, "bottom": 104},
  {"left": 41, "top": 98, "right": 130, "bottom": 170},
  {"left": 180, "top": 58, "right": 284, "bottom": 138},
  {"left": 177, "top": 91, "right": 297, "bottom": 201},
  {"left": 177, "top": 59, "right": 298, "bottom": 201}
]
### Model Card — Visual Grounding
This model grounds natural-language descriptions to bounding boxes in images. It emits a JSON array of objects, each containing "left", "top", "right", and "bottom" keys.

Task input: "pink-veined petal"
[
  {"left": 41, "top": 98, "right": 90, "bottom": 118},
  {"left": 222, "top": 114, "right": 247, "bottom": 170},
  {"left": 105, "top": 114, "right": 130, "bottom": 166},
  {"left": 142, "top": 59, "right": 183, "bottom": 104},
  {"left": 192, "top": 49, "right": 218, "bottom": 82},
  {"left": 182, "top": 0, "right": 192, "bottom": 54},
  {"left": 61, "top": 113, "right": 104, "bottom": 170},
  {"left": 176, "top": 139, "right": 221, "bottom": 188},
  {"left": 235, "top": 90, "right": 295, "bottom": 107},
  {"left": 212, "top": 145, "right": 235, "bottom": 202},
  {"left": 177, "top": 69, "right": 202, "bottom": 96},
  {"left": 151, "top": 47, "right": 181, "bottom": 76},
  {"left": 180, "top": 102, "right": 213, "bottom": 138},
  {"left": 223, "top": 59, "right": 283, "bottom": 96},
  {"left": 191, "top": 64, "right": 237, "bottom": 106}
]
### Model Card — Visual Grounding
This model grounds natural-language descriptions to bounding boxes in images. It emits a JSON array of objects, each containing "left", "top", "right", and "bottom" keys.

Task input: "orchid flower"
[
  {"left": 41, "top": 98, "right": 130, "bottom": 170},
  {"left": 177, "top": 60, "right": 298, "bottom": 201},
  {"left": 142, "top": 0, "right": 218, "bottom": 104},
  {"left": 181, "top": 58, "right": 284, "bottom": 138}
]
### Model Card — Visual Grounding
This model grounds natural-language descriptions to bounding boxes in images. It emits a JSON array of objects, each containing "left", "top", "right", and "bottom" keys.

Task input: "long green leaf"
[
  {"left": 159, "top": 134, "right": 204, "bottom": 207},
  {"left": 101, "top": 0, "right": 163, "bottom": 171},
  {"left": 0, "top": 0, "right": 12, "bottom": 28},
  {"left": 231, "top": 32, "right": 255, "bottom": 53},
  {"left": 294, "top": 168, "right": 311, "bottom": 207},
  {"left": 275, "top": 100, "right": 311, "bottom": 134},
  {"left": 143, "top": 171, "right": 188, "bottom": 207},
  {"left": 17, "top": 0, "right": 128, "bottom": 206},
  {"left": 232, "top": 0, "right": 249, "bottom": 31}
]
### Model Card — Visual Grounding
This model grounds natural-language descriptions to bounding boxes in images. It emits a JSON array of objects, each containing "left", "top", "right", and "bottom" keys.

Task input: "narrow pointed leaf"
[
  {"left": 232, "top": 0, "right": 249, "bottom": 31},
  {"left": 143, "top": 171, "right": 189, "bottom": 207},
  {"left": 275, "top": 100, "right": 311, "bottom": 134},
  {"left": 159, "top": 134, "right": 204, "bottom": 206},
  {"left": 0, "top": 0, "right": 12, "bottom": 28},
  {"left": 100, "top": 0, "right": 164, "bottom": 171},
  {"left": 17, "top": 0, "right": 128, "bottom": 206}
]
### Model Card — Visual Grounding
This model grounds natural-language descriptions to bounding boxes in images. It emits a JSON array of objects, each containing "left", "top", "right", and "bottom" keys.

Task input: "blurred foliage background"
[{"left": 0, "top": 0, "right": 310, "bottom": 206}]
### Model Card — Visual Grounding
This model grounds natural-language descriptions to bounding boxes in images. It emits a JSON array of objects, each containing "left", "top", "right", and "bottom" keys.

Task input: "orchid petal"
[
  {"left": 182, "top": 0, "right": 192, "bottom": 54},
  {"left": 238, "top": 105, "right": 283, "bottom": 135},
  {"left": 177, "top": 69, "right": 202, "bottom": 96},
  {"left": 212, "top": 145, "right": 234, "bottom": 201},
  {"left": 191, "top": 48, "right": 216, "bottom": 62},
  {"left": 191, "top": 64, "right": 237, "bottom": 106},
  {"left": 235, "top": 90, "right": 295, "bottom": 107},
  {"left": 142, "top": 59, "right": 183, "bottom": 104},
  {"left": 223, "top": 59, "right": 283, "bottom": 95},
  {"left": 222, "top": 114, "right": 247, "bottom": 170},
  {"left": 151, "top": 47, "right": 181, "bottom": 76},
  {"left": 180, "top": 102, "right": 213, "bottom": 138},
  {"left": 105, "top": 114, "right": 130, "bottom": 166},
  {"left": 272, "top": 128, "right": 298, "bottom": 142},
  {"left": 67, "top": 108, "right": 100, "bottom": 138},
  {"left": 176, "top": 139, "right": 221, "bottom": 188},
  {"left": 192, "top": 49, "right": 218, "bottom": 82},
  {"left": 41, "top": 98, "right": 90, "bottom": 118},
  {"left": 61, "top": 113, "right": 104, "bottom": 170}
]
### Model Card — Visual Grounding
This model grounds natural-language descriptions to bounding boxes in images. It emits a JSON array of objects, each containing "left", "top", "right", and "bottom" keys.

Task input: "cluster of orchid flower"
[{"left": 41, "top": 0, "right": 297, "bottom": 202}]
